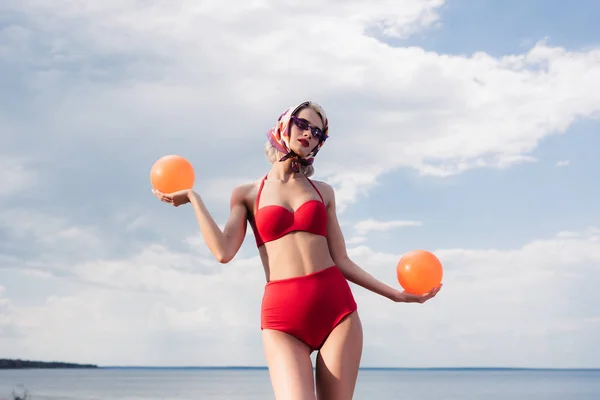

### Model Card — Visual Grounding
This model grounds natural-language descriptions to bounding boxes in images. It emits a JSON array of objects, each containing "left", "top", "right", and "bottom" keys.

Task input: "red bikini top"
[{"left": 252, "top": 175, "right": 328, "bottom": 247}]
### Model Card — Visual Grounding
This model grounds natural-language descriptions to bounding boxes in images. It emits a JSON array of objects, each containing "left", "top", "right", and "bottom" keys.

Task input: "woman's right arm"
[{"left": 187, "top": 184, "right": 249, "bottom": 264}]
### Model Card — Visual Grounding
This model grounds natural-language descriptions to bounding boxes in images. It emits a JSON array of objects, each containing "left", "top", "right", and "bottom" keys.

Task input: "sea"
[{"left": 0, "top": 367, "right": 599, "bottom": 400}]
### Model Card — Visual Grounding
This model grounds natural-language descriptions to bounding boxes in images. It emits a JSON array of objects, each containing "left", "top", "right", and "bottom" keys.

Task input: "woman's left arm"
[{"left": 321, "top": 182, "right": 441, "bottom": 304}]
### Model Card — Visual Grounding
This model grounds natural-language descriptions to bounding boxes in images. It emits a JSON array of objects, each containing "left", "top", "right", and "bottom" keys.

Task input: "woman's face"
[{"left": 288, "top": 108, "right": 326, "bottom": 157}]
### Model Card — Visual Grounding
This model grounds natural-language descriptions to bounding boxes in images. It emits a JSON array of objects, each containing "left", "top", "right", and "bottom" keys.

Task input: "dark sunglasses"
[{"left": 291, "top": 116, "right": 328, "bottom": 142}]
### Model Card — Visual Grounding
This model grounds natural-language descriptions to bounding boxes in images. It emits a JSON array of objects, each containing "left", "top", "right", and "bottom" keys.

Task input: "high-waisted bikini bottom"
[{"left": 260, "top": 265, "right": 358, "bottom": 351}]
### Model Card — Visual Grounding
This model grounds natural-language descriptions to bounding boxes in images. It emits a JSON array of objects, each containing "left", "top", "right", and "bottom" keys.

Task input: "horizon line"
[{"left": 98, "top": 365, "right": 600, "bottom": 371}]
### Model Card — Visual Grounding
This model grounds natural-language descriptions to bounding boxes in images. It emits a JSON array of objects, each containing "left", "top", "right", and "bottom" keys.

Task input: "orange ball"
[
  {"left": 150, "top": 155, "right": 195, "bottom": 193},
  {"left": 396, "top": 250, "right": 443, "bottom": 295}
]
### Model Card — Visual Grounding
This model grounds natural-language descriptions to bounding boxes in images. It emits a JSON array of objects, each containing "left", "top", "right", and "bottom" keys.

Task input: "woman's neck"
[{"left": 268, "top": 159, "right": 303, "bottom": 182}]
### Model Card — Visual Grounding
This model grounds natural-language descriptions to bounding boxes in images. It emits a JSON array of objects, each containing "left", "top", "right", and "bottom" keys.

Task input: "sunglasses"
[{"left": 291, "top": 116, "right": 328, "bottom": 142}]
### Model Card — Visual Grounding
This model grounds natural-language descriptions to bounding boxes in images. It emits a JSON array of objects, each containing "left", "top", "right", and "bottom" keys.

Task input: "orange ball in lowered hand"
[
  {"left": 150, "top": 155, "right": 195, "bottom": 193},
  {"left": 396, "top": 250, "right": 443, "bottom": 295}
]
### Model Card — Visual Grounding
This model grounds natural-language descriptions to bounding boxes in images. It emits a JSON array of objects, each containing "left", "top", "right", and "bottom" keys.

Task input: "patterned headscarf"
[{"left": 266, "top": 101, "right": 329, "bottom": 172}]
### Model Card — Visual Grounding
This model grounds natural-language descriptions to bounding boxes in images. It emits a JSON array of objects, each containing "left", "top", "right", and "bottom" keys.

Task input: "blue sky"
[
  {"left": 402, "top": 0, "right": 600, "bottom": 55},
  {"left": 363, "top": 0, "right": 600, "bottom": 251},
  {"left": 1, "top": 0, "right": 599, "bottom": 369},
  {"left": 362, "top": 118, "right": 600, "bottom": 253}
]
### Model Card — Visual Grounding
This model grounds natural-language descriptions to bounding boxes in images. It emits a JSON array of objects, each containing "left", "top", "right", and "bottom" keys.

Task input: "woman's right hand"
[
  {"left": 392, "top": 284, "right": 442, "bottom": 304},
  {"left": 152, "top": 188, "right": 193, "bottom": 207}
]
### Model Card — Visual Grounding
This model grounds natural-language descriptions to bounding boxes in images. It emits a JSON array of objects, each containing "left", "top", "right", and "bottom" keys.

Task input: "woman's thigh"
[
  {"left": 262, "top": 329, "right": 317, "bottom": 400},
  {"left": 314, "top": 312, "right": 363, "bottom": 400}
]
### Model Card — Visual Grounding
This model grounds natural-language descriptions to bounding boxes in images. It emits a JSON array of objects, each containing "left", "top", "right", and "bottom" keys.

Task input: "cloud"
[
  {"left": 1, "top": 225, "right": 599, "bottom": 367},
  {"left": 0, "top": 286, "right": 20, "bottom": 338},
  {"left": 0, "top": 157, "right": 38, "bottom": 198},
  {"left": 345, "top": 227, "right": 600, "bottom": 367},
  {"left": 346, "top": 236, "right": 368, "bottom": 245},
  {"left": 556, "top": 160, "right": 570, "bottom": 167},
  {"left": 354, "top": 219, "right": 423, "bottom": 235},
  {"left": 2, "top": 0, "right": 599, "bottom": 211}
]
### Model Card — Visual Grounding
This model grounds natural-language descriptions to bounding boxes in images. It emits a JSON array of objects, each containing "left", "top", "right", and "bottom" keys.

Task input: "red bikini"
[
  {"left": 251, "top": 175, "right": 358, "bottom": 351},
  {"left": 252, "top": 175, "right": 328, "bottom": 247}
]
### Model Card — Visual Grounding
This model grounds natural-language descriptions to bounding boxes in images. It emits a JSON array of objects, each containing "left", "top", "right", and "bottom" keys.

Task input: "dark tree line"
[{"left": 0, "top": 358, "right": 98, "bottom": 369}]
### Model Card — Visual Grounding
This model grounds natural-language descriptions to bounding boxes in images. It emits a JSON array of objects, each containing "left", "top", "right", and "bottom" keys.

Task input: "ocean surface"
[{"left": 0, "top": 367, "right": 599, "bottom": 399}]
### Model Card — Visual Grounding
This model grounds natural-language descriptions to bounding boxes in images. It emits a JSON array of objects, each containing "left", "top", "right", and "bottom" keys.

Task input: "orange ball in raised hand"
[
  {"left": 150, "top": 155, "right": 195, "bottom": 193},
  {"left": 396, "top": 250, "right": 443, "bottom": 295}
]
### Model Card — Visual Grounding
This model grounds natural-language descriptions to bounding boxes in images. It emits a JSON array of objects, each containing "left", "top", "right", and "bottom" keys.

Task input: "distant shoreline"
[
  {"left": 0, "top": 359, "right": 98, "bottom": 369},
  {"left": 1, "top": 360, "right": 597, "bottom": 371}
]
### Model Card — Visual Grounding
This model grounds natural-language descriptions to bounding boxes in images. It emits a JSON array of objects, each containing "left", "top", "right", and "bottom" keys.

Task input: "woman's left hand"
[{"left": 392, "top": 284, "right": 442, "bottom": 304}]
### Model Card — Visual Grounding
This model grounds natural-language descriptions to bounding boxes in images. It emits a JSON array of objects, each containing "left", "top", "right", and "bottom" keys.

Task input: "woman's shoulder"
[
  {"left": 230, "top": 178, "right": 263, "bottom": 203},
  {"left": 308, "top": 178, "right": 335, "bottom": 201},
  {"left": 309, "top": 178, "right": 332, "bottom": 189}
]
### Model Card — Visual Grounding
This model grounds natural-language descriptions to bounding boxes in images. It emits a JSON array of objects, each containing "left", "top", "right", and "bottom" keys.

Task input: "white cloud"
[
  {"left": 200, "top": 175, "right": 260, "bottom": 204},
  {"left": 0, "top": 208, "right": 104, "bottom": 258},
  {"left": 556, "top": 160, "right": 570, "bottom": 167},
  {"left": 324, "top": 170, "right": 384, "bottom": 213},
  {"left": 346, "top": 236, "right": 368, "bottom": 245},
  {"left": 1, "top": 226, "right": 599, "bottom": 367},
  {"left": 3, "top": 0, "right": 599, "bottom": 208},
  {"left": 346, "top": 228, "right": 600, "bottom": 367},
  {"left": 354, "top": 218, "right": 423, "bottom": 235},
  {"left": 0, "top": 157, "right": 37, "bottom": 198}
]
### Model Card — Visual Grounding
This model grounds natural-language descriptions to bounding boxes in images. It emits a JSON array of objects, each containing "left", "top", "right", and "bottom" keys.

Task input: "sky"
[{"left": 0, "top": 0, "right": 599, "bottom": 369}]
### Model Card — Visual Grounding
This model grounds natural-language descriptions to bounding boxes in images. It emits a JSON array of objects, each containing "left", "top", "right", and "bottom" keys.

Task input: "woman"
[{"left": 153, "top": 101, "right": 441, "bottom": 400}]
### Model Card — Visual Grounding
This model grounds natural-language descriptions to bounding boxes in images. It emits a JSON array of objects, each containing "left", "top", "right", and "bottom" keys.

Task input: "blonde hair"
[{"left": 264, "top": 103, "right": 326, "bottom": 178}]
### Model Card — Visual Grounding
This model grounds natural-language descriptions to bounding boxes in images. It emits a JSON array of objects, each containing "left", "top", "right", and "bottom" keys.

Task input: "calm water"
[{"left": 0, "top": 368, "right": 599, "bottom": 399}]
